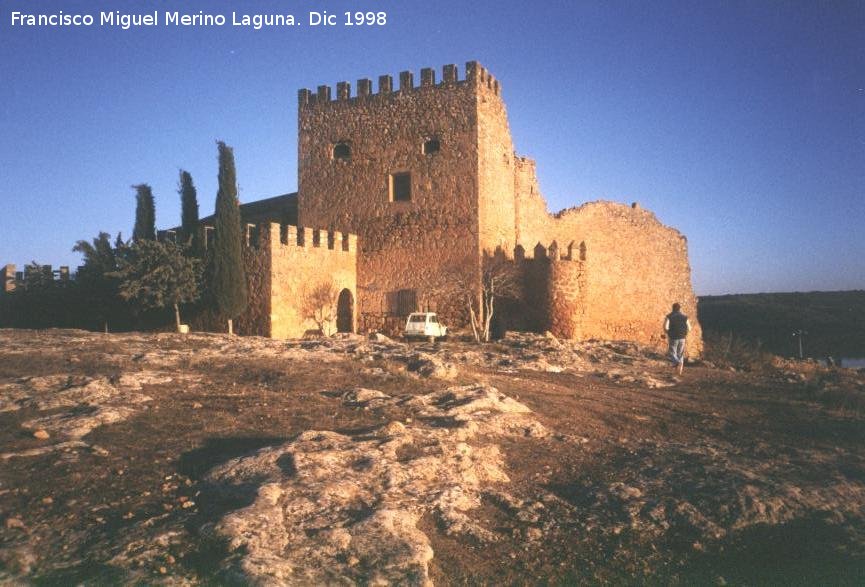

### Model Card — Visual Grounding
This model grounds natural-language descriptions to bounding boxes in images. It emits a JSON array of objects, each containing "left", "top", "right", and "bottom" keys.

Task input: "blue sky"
[{"left": 0, "top": 0, "right": 862, "bottom": 295}]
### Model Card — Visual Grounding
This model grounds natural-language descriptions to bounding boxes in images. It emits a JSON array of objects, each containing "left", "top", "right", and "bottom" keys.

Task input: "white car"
[{"left": 404, "top": 312, "right": 448, "bottom": 341}]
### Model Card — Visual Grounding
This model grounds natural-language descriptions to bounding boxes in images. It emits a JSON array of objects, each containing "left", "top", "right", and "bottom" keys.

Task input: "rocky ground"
[{"left": 1, "top": 328, "right": 864, "bottom": 585}]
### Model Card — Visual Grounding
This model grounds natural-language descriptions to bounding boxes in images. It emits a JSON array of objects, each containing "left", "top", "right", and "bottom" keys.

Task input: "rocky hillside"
[{"left": 1, "top": 329, "right": 864, "bottom": 584}]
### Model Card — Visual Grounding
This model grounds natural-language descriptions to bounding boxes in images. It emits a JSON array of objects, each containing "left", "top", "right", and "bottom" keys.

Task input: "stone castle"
[{"left": 2, "top": 61, "right": 703, "bottom": 351}]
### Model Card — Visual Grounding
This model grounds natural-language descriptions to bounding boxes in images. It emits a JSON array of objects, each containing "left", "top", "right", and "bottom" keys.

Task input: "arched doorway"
[{"left": 336, "top": 288, "right": 354, "bottom": 333}]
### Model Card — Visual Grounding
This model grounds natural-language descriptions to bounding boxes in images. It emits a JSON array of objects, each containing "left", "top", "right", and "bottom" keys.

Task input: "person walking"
[{"left": 664, "top": 303, "right": 691, "bottom": 375}]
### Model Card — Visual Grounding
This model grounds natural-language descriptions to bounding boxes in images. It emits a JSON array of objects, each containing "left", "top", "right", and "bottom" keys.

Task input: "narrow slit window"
[
  {"left": 423, "top": 138, "right": 440, "bottom": 155},
  {"left": 390, "top": 172, "right": 411, "bottom": 202},
  {"left": 332, "top": 142, "right": 351, "bottom": 161}
]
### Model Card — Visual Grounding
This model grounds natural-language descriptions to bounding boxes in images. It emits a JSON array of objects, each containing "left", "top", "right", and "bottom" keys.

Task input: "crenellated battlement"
[
  {"left": 276, "top": 224, "right": 358, "bottom": 253},
  {"left": 489, "top": 240, "right": 588, "bottom": 263},
  {"left": 484, "top": 241, "right": 589, "bottom": 339},
  {"left": 298, "top": 61, "right": 501, "bottom": 107},
  {"left": 240, "top": 222, "right": 358, "bottom": 254},
  {"left": 1, "top": 263, "right": 72, "bottom": 293},
  {"left": 198, "top": 222, "right": 358, "bottom": 254}
]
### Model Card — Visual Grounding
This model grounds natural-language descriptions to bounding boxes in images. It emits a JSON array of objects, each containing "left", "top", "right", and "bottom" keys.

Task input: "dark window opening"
[
  {"left": 390, "top": 172, "right": 411, "bottom": 202},
  {"left": 337, "top": 289, "right": 354, "bottom": 333},
  {"left": 423, "top": 138, "right": 440, "bottom": 155},
  {"left": 388, "top": 289, "right": 417, "bottom": 316},
  {"left": 333, "top": 142, "right": 351, "bottom": 161}
]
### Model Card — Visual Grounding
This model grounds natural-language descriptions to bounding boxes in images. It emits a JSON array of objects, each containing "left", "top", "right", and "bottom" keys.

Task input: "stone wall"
[
  {"left": 473, "top": 64, "right": 701, "bottom": 352},
  {"left": 475, "top": 65, "right": 516, "bottom": 255},
  {"left": 269, "top": 224, "right": 357, "bottom": 339},
  {"left": 227, "top": 223, "right": 358, "bottom": 339},
  {"left": 561, "top": 203, "right": 702, "bottom": 353},
  {"left": 233, "top": 234, "right": 272, "bottom": 337},
  {"left": 490, "top": 245, "right": 588, "bottom": 340},
  {"left": 513, "top": 157, "right": 553, "bottom": 249}
]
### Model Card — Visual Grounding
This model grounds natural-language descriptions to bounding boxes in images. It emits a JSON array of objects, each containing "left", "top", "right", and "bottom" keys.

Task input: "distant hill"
[{"left": 698, "top": 291, "right": 865, "bottom": 359}]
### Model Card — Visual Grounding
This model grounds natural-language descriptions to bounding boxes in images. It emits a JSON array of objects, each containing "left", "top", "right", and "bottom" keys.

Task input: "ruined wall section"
[
  {"left": 519, "top": 201, "right": 702, "bottom": 352},
  {"left": 474, "top": 64, "right": 517, "bottom": 255},
  {"left": 297, "top": 64, "right": 482, "bottom": 327},
  {"left": 511, "top": 149, "right": 702, "bottom": 350}
]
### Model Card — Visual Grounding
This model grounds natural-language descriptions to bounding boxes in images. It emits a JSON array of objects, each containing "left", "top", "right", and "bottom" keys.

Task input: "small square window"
[
  {"left": 333, "top": 142, "right": 351, "bottom": 160},
  {"left": 390, "top": 172, "right": 411, "bottom": 202},
  {"left": 423, "top": 139, "right": 440, "bottom": 155}
]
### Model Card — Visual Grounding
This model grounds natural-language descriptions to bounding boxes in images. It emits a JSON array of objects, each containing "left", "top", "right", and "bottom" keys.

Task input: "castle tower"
[
  {"left": 297, "top": 62, "right": 518, "bottom": 328},
  {"left": 545, "top": 243, "right": 587, "bottom": 339},
  {"left": 510, "top": 243, "right": 587, "bottom": 338}
]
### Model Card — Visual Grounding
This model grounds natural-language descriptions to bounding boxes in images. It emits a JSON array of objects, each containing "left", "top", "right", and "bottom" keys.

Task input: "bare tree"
[
  {"left": 301, "top": 279, "right": 340, "bottom": 336},
  {"left": 428, "top": 256, "right": 522, "bottom": 343},
  {"left": 476, "top": 256, "right": 522, "bottom": 342}
]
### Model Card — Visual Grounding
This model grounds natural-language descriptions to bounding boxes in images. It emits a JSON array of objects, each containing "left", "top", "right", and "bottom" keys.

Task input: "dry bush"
[
  {"left": 703, "top": 331, "right": 777, "bottom": 372},
  {"left": 426, "top": 256, "right": 522, "bottom": 343}
]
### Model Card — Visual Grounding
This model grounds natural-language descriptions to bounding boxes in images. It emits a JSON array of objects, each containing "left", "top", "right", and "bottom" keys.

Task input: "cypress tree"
[
  {"left": 178, "top": 170, "right": 200, "bottom": 251},
  {"left": 132, "top": 184, "right": 156, "bottom": 242},
  {"left": 211, "top": 141, "right": 247, "bottom": 333}
]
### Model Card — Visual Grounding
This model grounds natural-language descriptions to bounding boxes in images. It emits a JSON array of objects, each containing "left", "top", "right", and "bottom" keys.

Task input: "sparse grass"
[
  {"left": 803, "top": 370, "right": 865, "bottom": 414},
  {"left": 820, "top": 386, "right": 865, "bottom": 414}
]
